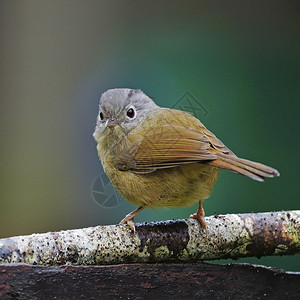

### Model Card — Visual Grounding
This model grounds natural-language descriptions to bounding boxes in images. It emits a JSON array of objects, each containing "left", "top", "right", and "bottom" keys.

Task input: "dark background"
[{"left": 1, "top": 1, "right": 299, "bottom": 271}]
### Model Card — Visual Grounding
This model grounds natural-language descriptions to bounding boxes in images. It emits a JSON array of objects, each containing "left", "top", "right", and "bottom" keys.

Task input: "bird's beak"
[{"left": 105, "top": 117, "right": 118, "bottom": 128}]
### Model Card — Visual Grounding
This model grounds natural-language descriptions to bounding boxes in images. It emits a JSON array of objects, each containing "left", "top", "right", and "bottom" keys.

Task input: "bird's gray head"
[{"left": 93, "top": 88, "right": 159, "bottom": 140}]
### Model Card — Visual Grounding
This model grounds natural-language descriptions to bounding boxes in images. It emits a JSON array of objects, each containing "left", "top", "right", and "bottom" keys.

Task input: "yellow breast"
[{"left": 102, "top": 152, "right": 219, "bottom": 208}]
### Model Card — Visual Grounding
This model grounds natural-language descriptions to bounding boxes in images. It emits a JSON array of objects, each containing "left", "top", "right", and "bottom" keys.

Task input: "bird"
[{"left": 93, "top": 88, "right": 279, "bottom": 232}]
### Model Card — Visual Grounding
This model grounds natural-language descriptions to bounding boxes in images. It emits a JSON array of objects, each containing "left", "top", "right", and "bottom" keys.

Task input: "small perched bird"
[{"left": 93, "top": 88, "right": 279, "bottom": 232}]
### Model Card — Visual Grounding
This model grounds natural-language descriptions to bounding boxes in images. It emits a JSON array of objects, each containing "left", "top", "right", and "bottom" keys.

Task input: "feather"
[{"left": 113, "top": 108, "right": 279, "bottom": 181}]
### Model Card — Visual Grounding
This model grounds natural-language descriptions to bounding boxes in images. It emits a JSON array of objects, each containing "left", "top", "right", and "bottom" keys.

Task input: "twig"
[{"left": 0, "top": 211, "right": 299, "bottom": 266}]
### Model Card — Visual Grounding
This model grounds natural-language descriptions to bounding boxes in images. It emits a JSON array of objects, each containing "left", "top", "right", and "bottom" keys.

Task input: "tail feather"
[{"left": 206, "top": 153, "right": 280, "bottom": 182}]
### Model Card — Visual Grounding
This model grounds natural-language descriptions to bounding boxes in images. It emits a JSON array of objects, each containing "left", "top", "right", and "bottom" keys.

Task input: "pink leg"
[
  {"left": 189, "top": 201, "right": 207, "bottom": 229},
  {"left": 120, "top": 206, "right": 144, "bottom": 233}
]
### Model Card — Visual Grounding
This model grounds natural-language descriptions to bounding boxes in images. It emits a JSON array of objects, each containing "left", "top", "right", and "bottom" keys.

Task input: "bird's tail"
[{"left": 206, "top": 152, "right": 280, "bottom": 182}]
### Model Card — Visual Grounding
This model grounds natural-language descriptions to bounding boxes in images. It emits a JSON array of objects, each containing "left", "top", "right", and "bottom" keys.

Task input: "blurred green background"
[{"left": 1, "top": 1, "right": 299, "bottom": 271}]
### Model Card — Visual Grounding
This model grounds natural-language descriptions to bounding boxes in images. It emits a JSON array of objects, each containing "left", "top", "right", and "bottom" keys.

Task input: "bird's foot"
[
  {"left": 189, "top": 212, "right": 207, "bottom": 229},
  {"left": 189, "top": 202, "right": 207, "bottom": 239},
  {"left": 120, "top": 215, "right": 136, "bottom": 233},
  {"left": 119, "top": 206, "right": 144, "bottom": 234}
]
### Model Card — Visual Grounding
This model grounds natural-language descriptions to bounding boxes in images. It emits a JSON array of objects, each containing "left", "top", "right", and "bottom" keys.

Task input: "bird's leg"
[
  {"left": 190, "top": 201, "right": 208, "bottom": 239},
  {"left": 120, "top": 206, "right": 144, "bottom": 233},
  {"left": 190, "top": 200, "right": 207, "bottom": 230}
]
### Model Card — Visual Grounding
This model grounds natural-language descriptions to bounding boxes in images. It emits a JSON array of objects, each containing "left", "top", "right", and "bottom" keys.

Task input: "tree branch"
[
  {"left": 0, "top": 211, "right": 299, "bottom": 266},
  {"left": 1, "top": 263, "right": 299, "bottom": 299}
]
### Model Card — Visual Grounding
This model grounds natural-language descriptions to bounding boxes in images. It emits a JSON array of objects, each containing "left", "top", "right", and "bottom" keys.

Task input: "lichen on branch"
[{"left": 0, "top": 211, "right": 299, "bottom": 266}]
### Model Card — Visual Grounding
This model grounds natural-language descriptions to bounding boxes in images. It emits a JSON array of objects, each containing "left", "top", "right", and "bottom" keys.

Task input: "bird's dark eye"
[
  {"left": 99, "top": 112, "right": 104, "bottom": 121},
  {"left": 127, "top": 108, "right": 135, "bottom": 118}
]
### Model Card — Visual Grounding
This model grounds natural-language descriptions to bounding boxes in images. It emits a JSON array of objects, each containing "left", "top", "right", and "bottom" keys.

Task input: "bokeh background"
[{"left": 1, "top": 1, "right": 299, "bottom": 271}]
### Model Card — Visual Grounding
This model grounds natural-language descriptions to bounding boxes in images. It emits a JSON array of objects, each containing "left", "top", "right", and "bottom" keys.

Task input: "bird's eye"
[
  {"left": 99, "top": 112, "right": 104, "bottom": 121},
  {"left": 127, "top": 108, "right": 135, "bottom": 118}
]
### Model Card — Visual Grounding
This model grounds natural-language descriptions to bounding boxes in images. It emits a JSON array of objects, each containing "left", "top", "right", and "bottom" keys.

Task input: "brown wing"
[
  {"left": 114, "top": 124, "right": 217, "bottom": 173},
  {"left": 201, "top": 126, "right": 236, "bottom": 156},
  {"left": 114, "top": 108, "right": 279, "bottom": 181}
]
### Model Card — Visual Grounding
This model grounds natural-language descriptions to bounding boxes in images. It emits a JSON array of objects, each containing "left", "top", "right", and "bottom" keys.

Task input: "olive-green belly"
[{"left": 106, "top": 163, "right": 219, "bottom": 208}]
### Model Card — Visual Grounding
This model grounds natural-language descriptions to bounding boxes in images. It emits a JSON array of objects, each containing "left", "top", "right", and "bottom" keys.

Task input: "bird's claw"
[
  {"left": 189, "top": 212, "right": 207, "bottom": 229},
  {"left": 120, "top": 216, "right": 136, "bottom": 234},
  {"left": 189, "top": 205, "right": 208, "bottom": 240}
]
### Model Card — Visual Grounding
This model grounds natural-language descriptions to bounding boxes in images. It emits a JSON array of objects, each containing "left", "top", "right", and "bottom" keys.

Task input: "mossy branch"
[{"left": 0, "top": 210, "right": 299, "bottom": 266}]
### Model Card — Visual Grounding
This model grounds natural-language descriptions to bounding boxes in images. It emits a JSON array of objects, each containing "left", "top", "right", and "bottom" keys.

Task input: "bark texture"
[
  {"left": 0, "top": 211, "right": 299, "bottom": 266},
  {"left": 0, "top": 263, "right": 299, "bottom": 300}
]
